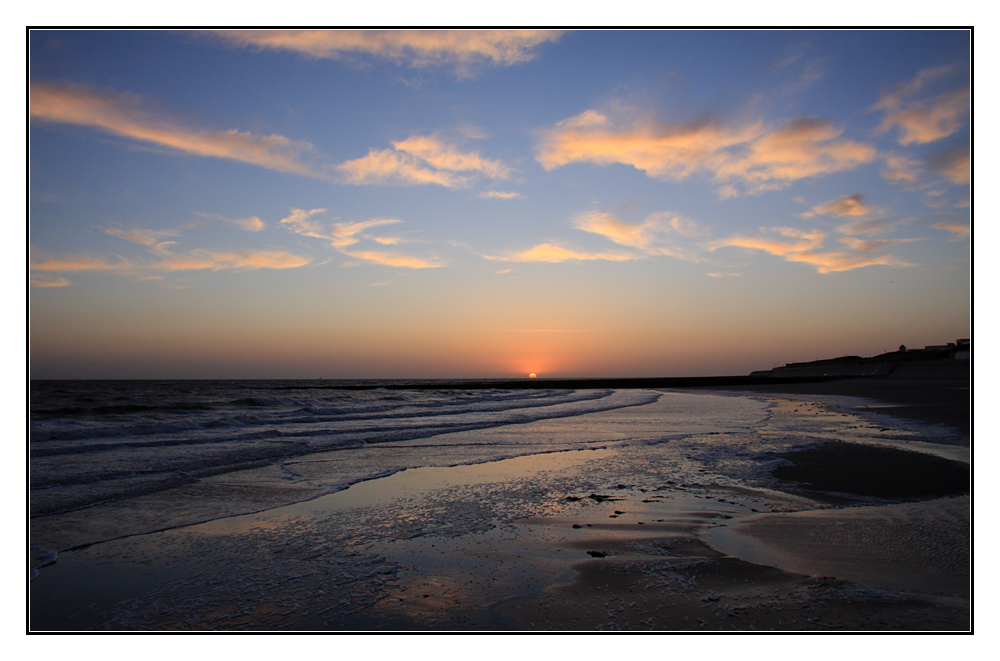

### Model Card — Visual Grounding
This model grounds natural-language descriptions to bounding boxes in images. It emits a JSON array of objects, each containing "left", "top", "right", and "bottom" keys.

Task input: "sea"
[{"left": 28, "top": 379, "right": 967, "bottom": 630}]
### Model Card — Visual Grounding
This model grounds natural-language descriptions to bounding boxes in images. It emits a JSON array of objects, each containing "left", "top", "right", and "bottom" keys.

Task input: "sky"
[{"left": 28, "top": 29, "right": 971, "bottom": 379}]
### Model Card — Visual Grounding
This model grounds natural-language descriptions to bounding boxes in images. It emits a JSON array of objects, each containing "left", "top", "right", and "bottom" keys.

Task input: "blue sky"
[{"left": 29, "top": 30, "right": 970, "bottom": 379}]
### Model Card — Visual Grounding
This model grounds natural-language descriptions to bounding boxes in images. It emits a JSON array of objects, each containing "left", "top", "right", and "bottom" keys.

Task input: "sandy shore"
[
  {"left": 692, "top": 360, "right": 970, "bottom": 439},
  {"left": 29, "top": 374, "right": 971, "bottom": 632}
]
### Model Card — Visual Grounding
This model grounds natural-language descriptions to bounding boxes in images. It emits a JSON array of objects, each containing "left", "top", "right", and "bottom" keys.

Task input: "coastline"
[
  {"left": 29, "top": 372, "right": 971, "bottom": 631},
  {"left": 691, "top": 362, "right": 969, "bottom": 440},
  {"left": 280, "top": 359, "right": 969, "bottom": 438}
]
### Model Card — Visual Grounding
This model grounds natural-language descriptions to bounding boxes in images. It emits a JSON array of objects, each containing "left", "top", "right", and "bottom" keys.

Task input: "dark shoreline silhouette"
[{"left": 274, "top": 374, "right": 856, "bottom": 391}]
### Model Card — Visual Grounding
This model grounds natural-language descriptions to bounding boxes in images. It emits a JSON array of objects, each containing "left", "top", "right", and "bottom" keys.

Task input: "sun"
[{"left": 529, "top": 373, "right": 537, "bottom": 378}]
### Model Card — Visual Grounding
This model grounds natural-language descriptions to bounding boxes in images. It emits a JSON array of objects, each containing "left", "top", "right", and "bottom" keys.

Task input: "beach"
[{"left": 29, "top": 366, "right": 970, "bottom": 631}]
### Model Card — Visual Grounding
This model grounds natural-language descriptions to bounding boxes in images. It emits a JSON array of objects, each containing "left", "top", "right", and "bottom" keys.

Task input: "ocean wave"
[{"left": 29, "top": 382, "right": 658, "bottom": 516}]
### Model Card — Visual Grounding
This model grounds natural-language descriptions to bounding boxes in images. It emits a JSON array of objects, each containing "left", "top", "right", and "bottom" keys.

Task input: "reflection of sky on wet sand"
[{"left": 30, "top": 391, "right": 967, "bottom": 630}]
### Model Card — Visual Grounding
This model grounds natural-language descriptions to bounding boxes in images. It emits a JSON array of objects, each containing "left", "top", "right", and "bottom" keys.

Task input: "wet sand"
[
  {"left": 693, "top": 360, "right": 970, "bottom": 438},
  {"left": 29, "top": 374, "right": 972, "bottom": 632},
  {"left": 493, "top": 443, "right": 969, "bottom": 631},
  {"left": 31, "top": 441, "right": 970, "bottom": 631}
]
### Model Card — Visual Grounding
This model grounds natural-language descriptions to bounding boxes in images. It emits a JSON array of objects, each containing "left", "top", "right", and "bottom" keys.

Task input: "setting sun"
[{"left": 27, "top": 29, "right": 971, "bottom": 634}]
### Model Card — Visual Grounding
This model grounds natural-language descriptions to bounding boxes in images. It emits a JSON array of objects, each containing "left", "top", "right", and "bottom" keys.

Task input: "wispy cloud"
[
  {"left": 31, "top": 254, "right": 134, "bottom": 272},
  {"left": 277, "top": 208, "right": 332, "bottom": 239},
  {"left": 874, "top": 66, "right": 954, "bottom": 109},
  {"left": 925, "top": 146, "right": 970, "bottom": 185},
  {"left": 573, "top": 211, "right": 663, "bottom": 250},
  {"left": 337, "top": 135, "right": 509, "bottom": 188},
  {"left": 30, "top": 82, "right": 328, "bottom": 180},
  {"left": 837, "top": 236, "right": 923, "bottom": 253},
  {"left": 881, "top": 153, "right": 923, "bottom": 183},
  {"left": 478, "top": 190, "right": 524, "bottom": 200},
  {"left": 804, "top": 193, "right": 871, "bottom": 218},
  {"left": 208, "top": 30, "right": 564, "bottom": 75},
  {"left": 337, "top": 149, "right": 467, "bottom": 187},
  {"left": 537, "top": 110, "right": 875, "bottom": 196},
  {"left": 30, "top": 275, "right": 71, "bottom": 288},
  {"left": 279, "top": 208, "right": 441, "bottom": 268},
  {"left": 338, "top": 249, "right": 443, "bottom": 269},
  {"left": 330, "top": 219, "right": 403, "bottom": 248},
  {"left": 716, "top": 118, "right": 876, "bottom": 195},
  {"left": 155, "top": 250, "right": 311, "bottom": 271},
  {"left": 478, "top": 208, "right": 708, "bottom": 266},
  {"left": 30, "top": 83, "right": 510, "bottom": 191},
  {"left": 193, "top": 212, "right": 264, "bottom": 232},
  {"left": 393, "top": 136, "right": 510, "bottom": 179},
  {"left": 32, "top": 247, "right": 310, "bottom": 274},
  {"left": 572, "top": 210, "right": 705, "bottom": 258},
  {"left": 802, "top": 194, "right": 903, "bottom": 236},
  {"left": 875, "top": 68, "right": 969, "bottom": 145},
  {"left": 104, "top": 227, "right": 179, "bottom": 254},
  {"left": 932, "top": 221, "right": 971, "bottom": 239},
  {"left": 32, "top": 221, "right": 312, "bottom": 279},
  {"left": 279, "top": 209, "right": 401, "bottom": 246},
  {"left": 486, "top": 242, "right": 637, "bottom": 263},
  {"left": 710, "top": 227, "right": 913, "bottom": 273}
]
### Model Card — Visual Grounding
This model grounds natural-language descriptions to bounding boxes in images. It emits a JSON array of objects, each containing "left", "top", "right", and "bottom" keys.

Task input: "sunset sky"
[{"left": 29, "top": 30, "right": 971, "bottom": 379}]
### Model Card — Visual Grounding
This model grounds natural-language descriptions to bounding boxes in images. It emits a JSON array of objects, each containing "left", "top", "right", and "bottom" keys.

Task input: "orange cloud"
[
  {"left": 877, "top": 80, "right": 969, "bottom": 146},
  {"left": 933, "top": 221, "right": 971, "bottom": 238},
  {"left": 30, "top": 275, "right": 71, "bottom": 287},
  {"left": 280, "top": 211, "right": 402, "bottom": 247},
  {"left": 337, "top": 149, "right": 468, "bottom": 187},
  {"left": 802, "top": 194, "right": 902, "bottom": 236},
  {"left": 393, "top": 135, "right": 509, "bottom": 179},
  {"left": 881, "top": 153, "right": 922, "bottom": 183},
  {"left": 537, "top": 111, "right": 875, "bottom": 195},
  {"left": 279, "top": 209, "right": 440, "bottom": 268},
  {"left": 572, "top": 210, "right": 704, "bottom": 258},
  {"left": 104, "top": 227, "right": 179, "bottom": 254},
  {"left": 209, "top": 30, "right": 564, "bottom": 72},
  {"left": 30, "top": 84, "right": 510, "bottom": 191},
  {"left": 30, "top": 83, "right": 327, "bottom": 180},
  {"left": 837, "top": 236, "right": 923, "bottom": 253},
  {"left": 710, "top": 227, "right": 912, "bottom": 273},
  {"left": 573, "top": 211, "right": 663, "bottom": 250},
  {"left": 926, "top": 146, "right": 970, "bottom": 185},
  {"left": 873, "top": 66, "right": 955, "bottom": 110},
  {"left": 718, "top": 118, "right": 876, "bottom": 193},
  {"left": 537, "top": 112, "right": 756, "bottom": 179},
  {"left": 180, "top": 250, "right": 311, "bottom": 271},
  {"left": 337, "top": 135, "right": 509, "bottom": 188},
  {"left": 338, "top": 249, "right": 443, "bottom": 268},
  {"left": 805, "top": 193, "right": 871, "bottom": 218},
  {"left": 278, "top": 208, "right": 331, "bottom": 239},
  {"left": 478, "top": 190, "right": 524, "bottom": 199},
  {"left": 880, "top": 89, "right": 969, "bottom": 145},
  {"left": 330, "top": 219, "right": 402, "bottom": 248},
  {"left": 231, "top": 216, "right": 264, "bottom": 232},
  {"left": 32, "top": 249, "right": 309, "bottom": 275},
  {"left": 193, "top": 212, "right": 264, "bottom": 232},
  {"left": 836, "top": 217, "right": 901, "bottom": 237},
  {"left": 489, "top": 242, "right": 637, "bottom": 263},
  {"left": 31, "top": 255, "right": 133, "bottom": 272}
]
